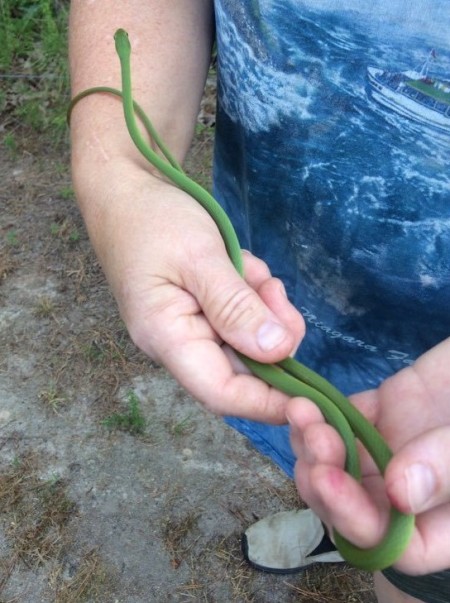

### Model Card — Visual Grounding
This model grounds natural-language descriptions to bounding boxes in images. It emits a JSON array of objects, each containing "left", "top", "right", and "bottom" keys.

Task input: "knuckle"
[
  {"left": 211, "top": 286, "right": 260, "bottom": 333},
  {"left": 242, "top": 250, "right": 271, "bottom": 278}
]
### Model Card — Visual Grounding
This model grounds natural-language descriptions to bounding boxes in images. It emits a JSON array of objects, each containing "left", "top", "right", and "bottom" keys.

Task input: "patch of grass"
[
  {"left": 0, "top": 249, "right": 17, "bottom": 281},
  {"left": 0, "top": 454, "right": 76, "bottom": 591},
  {"left": 0, "top": 456, "right": 115, "bottom": 600},
  {"left": 285, "top": 565, "right": 376, "bottom": 602},
  {"left": 163, "top": 511, "right": 200, "bottom": 569},
  {"left": 5, "top": 229, "right": 19, "bottom": 247},
  {"left": 80, "top": 327, "right": 132, "bottom": 369},
  {"left": 0, "top": 0, "right": 69, "bottom": 139},
  {"left": 68, "top": 229, "right": 80, "bottom": 243},
  {"left": 59, "top": 185, "right": 75, "bottom": 200},
  {"left": 102, "top": 390, "right": 146, "bottom": 435},
  {"left": 172, "top": 532, "right": 259, "bottom": 603},
  {"left": 50, "top": 222, "right": 62, "bottom": 236},
  {"left": 169, "top": 413, "right": 195, "bottom": 436},
  {"left": 54, "top": 549, "right": 111, "bottom": 603},
  {"left": 82, "top": 340, "right": 107, "bottom": 363},
  {"left": 3, "top": 131, "right": 18, "bottom": 156},
  {"left": 210, "top": 534, "right": 256, "bottom": 603},
  {"left": 82, "top": 338, "right": 121, "bottom": 364},
  {"left": 34, "top": 295, "right": 56, "bottom": 318},
  {"left": 50, "top": 218, "right": 80, "bottom": 245},
  {"left": 39, "top": 383, "right": 66, "bottom": 413}
]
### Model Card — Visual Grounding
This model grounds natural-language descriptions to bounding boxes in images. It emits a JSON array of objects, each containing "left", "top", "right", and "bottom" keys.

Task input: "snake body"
[{"left": 68, "top": 29, "right": 415, "bottom": 571}]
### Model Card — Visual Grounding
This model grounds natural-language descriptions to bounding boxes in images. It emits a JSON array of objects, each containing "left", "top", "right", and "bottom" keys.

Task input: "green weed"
[
  {"left": 68, "top": 228, "right": 80, "bottom": 243},
  {"left": 0, "top": 0, "right": 69, "bottom": 138},
  {"left": 6, "top": 229, "right": 18, "bottom": 246},
  {"left": 59, "top": 185, "right": 74, "bottom": 199},
  {"left": 50, "top": 222, "right": 61, "bottom": 236},
  {"left": 50, "top": 219, "right": 80, "bottom": 244},
  {"left": 83, "top": 342, "right": 105, "bottom": 362},
  {"left": 170, "top": 414, "right": 194, "bottom": 436},
  {"left": 34, "top": 295, "right": 56, "bottom": 318},
  {"left": 39, "top": 383, "right": 66, "bottom": 413},
  {"left": 3, "top": 131, "right": 18, "bottom": 155},
  {"left": 102, "top": 390, "right": 146, "bottom": 435}
]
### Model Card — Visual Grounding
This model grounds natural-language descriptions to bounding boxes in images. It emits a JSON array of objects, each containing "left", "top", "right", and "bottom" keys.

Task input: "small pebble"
[
  {"left": 0, "top": 410, "right": 11, "bottom": 425},
  {"left": 181, "top": 448, "right": 193, "bottom": 460}
]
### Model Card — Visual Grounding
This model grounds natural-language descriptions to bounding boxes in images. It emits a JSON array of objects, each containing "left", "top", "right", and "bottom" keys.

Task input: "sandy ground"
[{"left": 0, "top": 129, "right": 376, "bottom": 602}]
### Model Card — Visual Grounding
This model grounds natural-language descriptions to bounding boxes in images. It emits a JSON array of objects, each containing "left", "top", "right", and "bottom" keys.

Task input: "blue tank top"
[{"left": 213, "top": 0, "right": 450, "bottom": 474}]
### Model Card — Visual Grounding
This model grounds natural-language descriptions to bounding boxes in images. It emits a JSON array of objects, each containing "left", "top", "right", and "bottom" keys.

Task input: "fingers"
[
  {"left": 164, "top": 337, "right": 293, "bottom": 422},
  {"left": 187, "top": 249, "right": 305, "bottom": 364},
  {"left": 348, "top": 388, "right": 380, "bottom": 426},
  {"left": 287, "top": 398, "right": 389, "bottom": 549},
  {"left": 128, "top": 279, "right": 293, "bottom": 423},
  {"left": 113, "top": 186, "right": 304, "bottom": 367},
  {"left": 386, "top": 426, "right": 450, "bottom": 515},
  {"left": 114, "top": 190, "right": 305, "bottom": 423},
  {"left": 174, "top": 247, "right": 304, "bottom": 420},
  {"left": 286, "top": 397, "right": 342, "bottom": 461},
  {"left": 402, "top": 502, "right": 450, "bottom": 574},
  {"left": 298, "top": 465, "right": 388, "bottom": 549}
]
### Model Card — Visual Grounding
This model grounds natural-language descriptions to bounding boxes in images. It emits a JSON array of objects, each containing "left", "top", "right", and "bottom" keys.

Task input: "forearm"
[
  {"left": 69, "top": 0, "right": 214, "bottom": 212},
  {"left": 69, "top": 0, "right": 214, "bottom": 285}
]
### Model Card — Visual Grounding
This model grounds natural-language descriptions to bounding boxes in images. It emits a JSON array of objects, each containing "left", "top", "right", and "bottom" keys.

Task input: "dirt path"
[{"left": 0, "top": 131, "right": 376, "bottom": 602}]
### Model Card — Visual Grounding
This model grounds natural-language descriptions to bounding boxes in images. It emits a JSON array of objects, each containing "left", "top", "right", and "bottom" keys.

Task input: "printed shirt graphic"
[
  {"left": 213, "top": 0, "right": 450, "bottom": 395},
  {"left": 213, "top": 0, "right": 450, "bottom": 475}
]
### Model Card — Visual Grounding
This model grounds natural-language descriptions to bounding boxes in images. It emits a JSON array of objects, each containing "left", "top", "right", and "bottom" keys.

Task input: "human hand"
[
  {"left": 83, "top": 166, "right": 304, "bottom": 422},
  {"left": 286, "top": 337, "right": 450, "bottom": 574},
  {"left": 69, "top": 0, "right": 304, "bottom": 420}
]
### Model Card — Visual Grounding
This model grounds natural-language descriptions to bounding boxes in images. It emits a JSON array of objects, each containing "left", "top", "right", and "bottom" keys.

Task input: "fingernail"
[
  {"left": 286, "top": 411, "right": 294, "bottom": 427},
  {"left": 257, "top": 321, "right": 287, "bottom": 351},
  {"left": 279, "top": 281, "right": 288, "bottom": 298},
  {"left": 405, "top": 463, "right": 436, "bottom": 512}
]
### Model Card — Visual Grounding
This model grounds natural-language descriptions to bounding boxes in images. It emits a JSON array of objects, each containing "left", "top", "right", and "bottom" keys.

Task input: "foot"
[{"left": 242, "top": 509, "right": 344, "bottom": 574}]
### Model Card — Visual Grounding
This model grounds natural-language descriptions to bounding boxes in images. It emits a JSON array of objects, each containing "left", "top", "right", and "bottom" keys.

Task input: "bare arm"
[
  {"left": 69, "top": 0, "right": 215, "bottom": 301},
  {"left": 69, "top": 0, "right": 214, "bottom": 168},
  {"left": 68, "top": 0, "right": 305, "bottom": 422}
]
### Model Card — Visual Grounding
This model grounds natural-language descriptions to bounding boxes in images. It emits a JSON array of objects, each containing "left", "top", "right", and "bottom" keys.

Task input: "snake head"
[{"left": 114, "top": 29, "right": 131, "bottom": 58}]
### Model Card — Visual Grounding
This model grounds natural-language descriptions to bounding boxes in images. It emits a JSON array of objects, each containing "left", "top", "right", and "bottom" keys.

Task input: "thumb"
[
  {"left": 191, "top": 253, "right": 299, "bottom": 363},
  {"left": 385, "top": 426, "right": 450, "bottom": 514}
]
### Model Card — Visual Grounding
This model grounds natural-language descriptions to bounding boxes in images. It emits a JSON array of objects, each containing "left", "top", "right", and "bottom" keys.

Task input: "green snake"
[{"left": 68, "top": 28, "right": 415, "bottom": 571}]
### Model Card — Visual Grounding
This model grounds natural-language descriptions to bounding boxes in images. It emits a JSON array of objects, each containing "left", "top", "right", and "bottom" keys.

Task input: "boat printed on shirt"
[{"left": 367, "top": 51, "right": 450, "bottom": 133}]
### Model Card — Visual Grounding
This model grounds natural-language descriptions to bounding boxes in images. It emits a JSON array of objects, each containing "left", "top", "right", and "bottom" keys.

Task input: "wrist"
[{"left": 72, "top": 159, "right": 167, "bottom": 279}]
